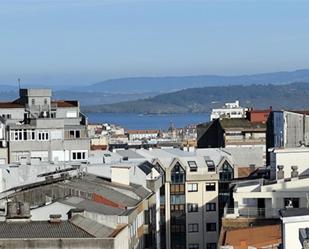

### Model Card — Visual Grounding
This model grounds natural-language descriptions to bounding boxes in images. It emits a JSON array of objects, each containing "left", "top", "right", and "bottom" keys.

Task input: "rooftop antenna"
[{"left": 18, "top": 78, "right": 21, "bottom": 91}]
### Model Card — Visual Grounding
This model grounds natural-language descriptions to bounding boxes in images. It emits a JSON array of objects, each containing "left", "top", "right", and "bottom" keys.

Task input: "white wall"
[
  {"left": 271, "top": 149, "right": 309, "bottom": 179},
  {"left": 282, "top": 216, "right": 309, "bottom": 249}
]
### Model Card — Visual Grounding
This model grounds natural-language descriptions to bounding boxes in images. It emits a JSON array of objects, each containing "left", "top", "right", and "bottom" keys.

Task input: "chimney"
[
  {"left": 249, "top": 164, "right": 256, "bottom": 172},
  {"left": 49, "top": 214, "right": 62, "bottom": 223},
  {"left": 291, "top": 166, "right": 298, "bottom": 179},
  {"left": 277, "top": 165, "right": 284, "bottom": 180}
]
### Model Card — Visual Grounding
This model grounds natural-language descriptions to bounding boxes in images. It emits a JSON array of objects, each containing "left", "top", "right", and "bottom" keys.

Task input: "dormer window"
[
  {"left": 206, "top": 160, "right": 215, "bottom": 172},
  {"left": 188, "top": 161, "right": 197, "bottom": 172}
]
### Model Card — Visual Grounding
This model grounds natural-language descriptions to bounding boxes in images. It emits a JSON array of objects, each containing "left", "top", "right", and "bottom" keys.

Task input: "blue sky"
[{"left": 1, "top": 0, "right": 309, "bottom": 86}]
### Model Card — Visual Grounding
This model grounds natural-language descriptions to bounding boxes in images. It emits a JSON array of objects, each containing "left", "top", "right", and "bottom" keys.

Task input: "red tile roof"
[
  {"left": 223, "top": 225, "right": 281, "bottom": 249},
  {"left": 0, "top": 102, "right": 23, "bottom": 108},
  {"left": 53, "top": 101, "right": 78, "bottom": 108}
]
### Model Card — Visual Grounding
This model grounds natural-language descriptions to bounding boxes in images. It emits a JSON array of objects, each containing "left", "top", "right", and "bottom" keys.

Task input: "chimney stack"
[
  {"left": 49, "top": 214, "right": 62, "bottom": 223},
  {"left": 291, "top": 165, "right": 299, "bottom": 179},
  {"left": 277, "top": 165, "right": 284, "bottom": 180}
]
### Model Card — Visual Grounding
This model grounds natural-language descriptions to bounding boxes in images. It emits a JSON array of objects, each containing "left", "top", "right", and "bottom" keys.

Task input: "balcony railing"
[{"left": 224, "top": 207, "right": 280, "bottom": 219}]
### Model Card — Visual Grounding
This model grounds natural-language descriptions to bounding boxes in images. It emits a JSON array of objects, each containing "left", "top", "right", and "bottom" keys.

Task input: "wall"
[
  {"left": 185, "top": 180, "right": 219, "bottom": 248},
  {"left": 271, "top": 149, "right": 309, "bottom": 179},
  {"left": 282, "top": 216, "right": 309, "bottom": 249}
]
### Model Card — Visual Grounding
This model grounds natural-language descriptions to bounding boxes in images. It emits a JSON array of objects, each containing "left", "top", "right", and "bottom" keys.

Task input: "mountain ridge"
[{"left": 82, "top": 82, "right": 309, "bottom": 114}]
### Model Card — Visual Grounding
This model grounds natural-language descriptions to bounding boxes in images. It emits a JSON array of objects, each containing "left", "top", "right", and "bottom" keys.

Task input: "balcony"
[{"left": 223, "top": 207, "right": 280, "bottom": 219}]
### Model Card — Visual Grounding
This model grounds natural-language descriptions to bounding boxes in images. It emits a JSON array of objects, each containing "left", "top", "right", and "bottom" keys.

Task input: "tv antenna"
[{"left": 18, "top": 78, "right": 21, "bottom": 90}]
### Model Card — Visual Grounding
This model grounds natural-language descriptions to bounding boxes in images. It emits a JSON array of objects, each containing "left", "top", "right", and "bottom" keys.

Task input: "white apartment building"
[
  {"left": 225, "top": 173, "right": 309, "bottom": 220},
  {"left": 0, "top": 89, "right": 90, "bottom": 163},
  {"left": 210, "top": 100, "right": 247, "bottom": 121}
]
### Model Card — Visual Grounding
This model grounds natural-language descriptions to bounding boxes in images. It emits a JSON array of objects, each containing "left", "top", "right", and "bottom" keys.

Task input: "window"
[
  {"left": 31, "top": 99, "right": 35, "bottom": 105},
  {"left": 170, "top": 184, "right": 185, "bottom": 194},
  {"left": 171, "top": 163, "right": 185, "bottom": 183},
  {"left": 170, "top": 195, "right": 185, "bottom": 204},
  {"left": 68, "top": 130, "right": 82, "bottom": 139},
  {"left": 1, "top": 114, "right": 11, "bottom": 119},
  {"left": 188, "top": 223, "right": 199, "bottom": 233},
  {"left": 76, "top": 130, "right": 80, "bottom": 138},
  {"left": 206, "top": 223, "right": 216, "bottom": 232},
  {"left": 171, "top": 224, "right": 185, "bottom": 233},
  {"left": 206, "top": 182, "right": 216, "bottom": 191},
  {"left": 72, "top": 151, "right": 87, "bottom": 161},
  {"left": 188, "top": 183, "right": 198, "bottom": 192},
  {"left": 170, "top": 204, "right": 185, "bottom": 211},
  {"left": 44, "top": 98, "right": 48, "bottom": 105},
  {"left": 188, "top": 161, "right": 197, "bottom": 172},
  {"left": 206, "top": 203, "right": 216, "bottom": 212},
  {"left": 37, "top": 131, "right": 49, "bottom": 141},
  {"left": 219, "top": 161, "right": 234, "bottom": 181},
  {"left": 188, "top": 203, "right": 198, "bottom": 213},
  {"left": 189, "top": 244, "right": 199, "bottom": 249},
  {"left": 206, "top": 243, "right": 217, "bottom": 249},
  {"left": 206, "top": 160, "right": 215, "bottom": 172},
  {"left": 284, "top": 198, "right": 299, "bottom": 208}
]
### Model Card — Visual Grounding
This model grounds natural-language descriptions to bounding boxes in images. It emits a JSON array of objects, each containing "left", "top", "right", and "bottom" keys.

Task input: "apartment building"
[
  {"left": 119, "top": 148, "right": 237, "bottom": 249},
  {"left": 225, "top": 171, "right": 309, "bottom": 220},
  {"left": 197, "top": 118, "right": 266, "bottom": 150},
  {"left": 210, "top": 100, "right": 247, "bottom": 121},
  {"left": 0, "top": 88, "right": 90, "bottom": 163}
]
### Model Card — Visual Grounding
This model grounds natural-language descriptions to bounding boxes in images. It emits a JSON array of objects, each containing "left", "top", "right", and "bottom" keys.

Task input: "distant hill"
[
  {"left": 0, "top": 90, "right": 158, "bottom": 106},
  {"left": 83, "top": 82, "right": 309, "bottom": 114},
  {"left": 85, "top": 69, "right": 309, "bottom": 93}
]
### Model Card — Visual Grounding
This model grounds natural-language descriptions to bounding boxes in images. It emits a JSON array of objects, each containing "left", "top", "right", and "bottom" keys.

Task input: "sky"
[{"left": 0, "top": 0, "right": 309, "bottom": 86}]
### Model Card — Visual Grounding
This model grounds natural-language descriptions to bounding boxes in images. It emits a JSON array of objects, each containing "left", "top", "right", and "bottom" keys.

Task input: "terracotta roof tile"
[{"left": 224, "top": 225, "right": 281, "bottom": 249}]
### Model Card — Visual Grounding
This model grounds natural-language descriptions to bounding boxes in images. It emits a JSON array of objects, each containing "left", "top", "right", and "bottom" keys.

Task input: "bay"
[{"left": 85, "top": 112, "right": 210, "bottom": 130}]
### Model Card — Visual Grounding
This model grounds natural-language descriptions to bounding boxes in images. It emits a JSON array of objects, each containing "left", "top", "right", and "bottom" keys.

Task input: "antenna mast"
[{"left": 18, "top": 78, "right": 21, "bottom": 91}]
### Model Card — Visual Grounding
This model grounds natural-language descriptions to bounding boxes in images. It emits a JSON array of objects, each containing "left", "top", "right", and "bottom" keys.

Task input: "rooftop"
[
  {"left": 219, "top": 118, "right": 266, "bottom": 130},
  {"left": 0, "top": 220, "right": 93, "bottom": 239},
  {"left": 223, "top": 225, "right": 281, "bottom": 249}
]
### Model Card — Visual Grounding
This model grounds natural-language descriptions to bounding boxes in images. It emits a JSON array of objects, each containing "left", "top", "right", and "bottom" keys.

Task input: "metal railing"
[{"left": 224, "top": 207, "right": 279, "bottom": 219}]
